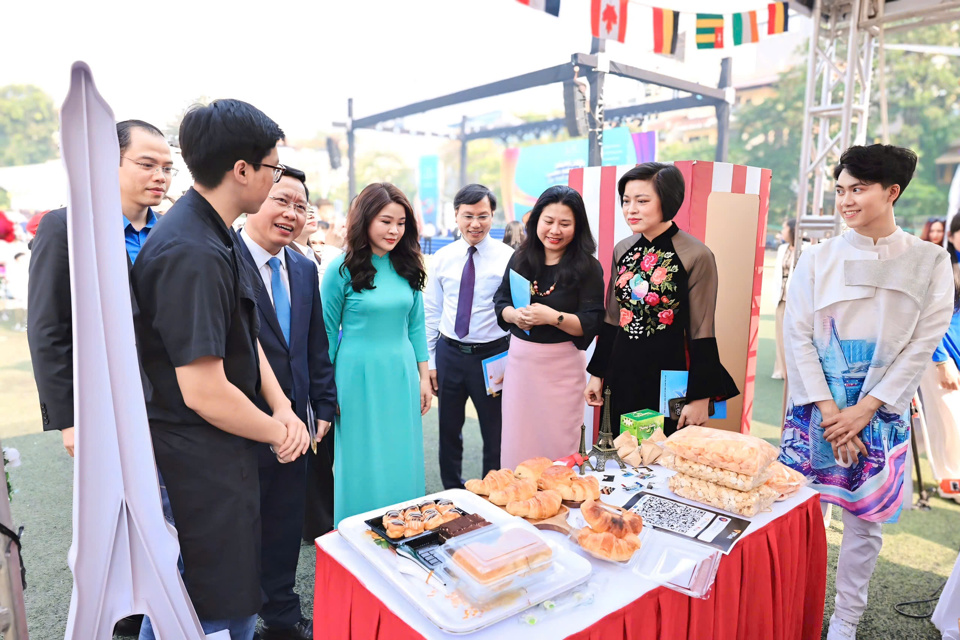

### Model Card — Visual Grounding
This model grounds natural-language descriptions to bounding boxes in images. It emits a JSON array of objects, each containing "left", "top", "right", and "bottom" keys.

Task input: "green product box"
[{"left": 620, "top": 409, "right": 664, "bottom": 441}]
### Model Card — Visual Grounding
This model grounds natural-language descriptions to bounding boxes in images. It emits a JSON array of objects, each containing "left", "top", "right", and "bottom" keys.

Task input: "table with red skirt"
[{"left": 314, "top": 489, "right": 826, "bottom": 640}]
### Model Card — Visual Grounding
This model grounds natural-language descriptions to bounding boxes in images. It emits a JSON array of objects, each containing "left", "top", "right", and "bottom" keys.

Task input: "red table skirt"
[{"left": 315, "top": 494, "right": 827, "bottom": 640}]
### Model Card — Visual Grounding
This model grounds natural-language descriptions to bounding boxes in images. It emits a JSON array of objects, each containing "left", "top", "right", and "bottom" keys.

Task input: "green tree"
[
  {"left": 875, "top": 23, "right": 960, "bottom": 223},
  {"left": 0, "top": 85, "right": 59, "bottom": 167},
  {"left": 327, "top": 149, "right": 417, "bottom": 206}
]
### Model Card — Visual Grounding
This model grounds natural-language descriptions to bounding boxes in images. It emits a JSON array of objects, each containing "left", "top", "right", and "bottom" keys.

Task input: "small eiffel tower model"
[
  {"left": 589, "top": 388, "right": 626, "bottom": 472},
  {"left": 577, "top": 423, "right": 595, "bottom": 475}
]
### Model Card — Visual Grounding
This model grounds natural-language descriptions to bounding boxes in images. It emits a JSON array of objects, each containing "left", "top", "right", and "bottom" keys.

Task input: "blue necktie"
[{"left": 268, "top": 257, "right": 291, "bottom": 345}]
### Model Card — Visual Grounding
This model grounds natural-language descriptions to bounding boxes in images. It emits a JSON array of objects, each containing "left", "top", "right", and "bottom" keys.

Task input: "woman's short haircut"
[
  {"left": 617, "top": 163, "right": 685, "bottom": 221},
  {"left": 833, "top": 144, "right": 918, "bottom": 205},
  {"left": 179, "top": 99, "right": 285, "bottom": 190}
]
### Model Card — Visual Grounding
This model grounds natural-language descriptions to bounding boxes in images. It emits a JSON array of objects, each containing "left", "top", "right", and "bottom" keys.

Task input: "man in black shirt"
[{"left": 131, "top": 100, "right": 308, "bottom": 640}]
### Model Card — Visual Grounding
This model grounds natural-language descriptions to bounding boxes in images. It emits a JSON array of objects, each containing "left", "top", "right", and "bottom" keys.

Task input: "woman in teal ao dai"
[{"left": 321, "top": 183, "right": 432, "bottom": 526}]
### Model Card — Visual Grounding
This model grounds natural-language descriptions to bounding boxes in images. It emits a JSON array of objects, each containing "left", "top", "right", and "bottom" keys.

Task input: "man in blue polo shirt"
[{"left": 27, "top": 119, "right": 174, "bottom": 637}]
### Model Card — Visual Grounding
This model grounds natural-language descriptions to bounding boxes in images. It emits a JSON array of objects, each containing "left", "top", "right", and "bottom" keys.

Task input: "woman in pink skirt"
[{"left": 493, "top": 186, "right": 605, "bottom": 468}]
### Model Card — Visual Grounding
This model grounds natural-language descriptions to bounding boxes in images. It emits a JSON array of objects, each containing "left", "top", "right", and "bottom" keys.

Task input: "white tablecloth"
[{"left": 316, "top": 465, "right": 819, "bottom": 639}]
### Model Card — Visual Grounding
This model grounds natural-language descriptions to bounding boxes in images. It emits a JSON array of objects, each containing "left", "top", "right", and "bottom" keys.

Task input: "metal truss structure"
[
  {"left": 344, "top": 50, "right": 734, "bottom": 200},
  {"left": 794, "top": 0, "right": 960, "bottom": 240}
]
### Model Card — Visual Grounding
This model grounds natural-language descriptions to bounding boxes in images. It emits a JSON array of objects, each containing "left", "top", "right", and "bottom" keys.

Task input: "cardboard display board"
[{"left": 569, "top": 161, "right": 771, "bottom": 435}]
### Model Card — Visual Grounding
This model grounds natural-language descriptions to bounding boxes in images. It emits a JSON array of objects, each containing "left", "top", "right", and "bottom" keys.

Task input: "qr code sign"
[{"left": 635, "top": 495, "right": 711, "bottom": 536}]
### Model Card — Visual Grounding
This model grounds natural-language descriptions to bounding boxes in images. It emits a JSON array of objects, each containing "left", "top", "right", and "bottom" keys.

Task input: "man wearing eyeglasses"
[
  {"left": 237, "top": 166, "right": 335, "bottom": 640},
  {"left": 132, "top": 100, "right": 309, "bottom": 640},
  {"left": 27, "top": 119, "right": 174, "bottom": 637},
  {"left": 424, "top": 184, "right": 514, "bottom": 489}
]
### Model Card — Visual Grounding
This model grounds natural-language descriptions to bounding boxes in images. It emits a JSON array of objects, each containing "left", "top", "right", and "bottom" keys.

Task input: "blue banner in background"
[{"left": 418, "top": 155, "right": 439, "bottom": 226}]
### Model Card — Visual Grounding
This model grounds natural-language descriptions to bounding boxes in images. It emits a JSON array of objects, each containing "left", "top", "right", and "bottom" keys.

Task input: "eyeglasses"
[
  {"left": 122, "top": 157, "right": 178, "bottom": 177},
  {"left": 267, "top": 195, "right": 309, "bottom": 216},
  {"left": 459, "top": 214, "right": 492, "bottom": 223},
  {"left": 253, "top": 162, "right": 286, "bottom": 183}
]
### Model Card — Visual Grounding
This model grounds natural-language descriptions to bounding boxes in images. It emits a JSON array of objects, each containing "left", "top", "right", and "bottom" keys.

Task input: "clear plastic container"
[
  {"left": 660, "top": 426, "right": 779, "bottom": 477},
  {"left": 668, "top": 472, "right": 779, "bottom": 518},
  {"left": 631, "top": 528, "right": 722, "bottom": 598},
  {"left": 438, "top": 521, "right": 555, "bottom": 605},
  {"left": 660, "top": 452, "right": 772, "bottom": 492}
]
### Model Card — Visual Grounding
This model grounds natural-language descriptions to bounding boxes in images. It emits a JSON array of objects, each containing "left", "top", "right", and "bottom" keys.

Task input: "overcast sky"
[{"left": 5, "top": 0, "right": 809, "bottom": 142}]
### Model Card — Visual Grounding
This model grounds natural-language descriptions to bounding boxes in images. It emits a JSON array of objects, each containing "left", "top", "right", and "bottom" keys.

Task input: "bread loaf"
[
  {"left": 580, "top": 498, "right": 643, "bottom": 537},
  {"left": 488, "top": 478, "right": 538, "bottom": 506},
  {"left": 515, "top": 457, "right": 554, "bottom": 481},
  {"left": 505, "top": 490, "right": 562, "bottom": 519}
]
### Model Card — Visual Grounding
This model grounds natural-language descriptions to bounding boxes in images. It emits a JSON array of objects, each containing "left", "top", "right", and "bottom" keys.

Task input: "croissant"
[
  {"left": 515, "top": 457, "right": 555, "bottom": 481},
  {"left": 577, "top": 527, "right": 642, "bottom": 562},
  {"left": 557, "top": 476, "right": 600, "bottom": 502},
  {"left": 538, "top": 465, "right": 575, "bottom": 490},
  {"left": 488, "top": 478, "right": 538, "bottom": 506},
  {"left": 506, "top": 490, "right": 562, "bottom": 519},
  {"left": 466, "top": 469, "right": 516, "bottom": 496},
  {"left": 384, "top": 518, "right": 406, "bottom": 539},
  {"left": 580, "top": 498, "right": 643, "bottom": 537}
]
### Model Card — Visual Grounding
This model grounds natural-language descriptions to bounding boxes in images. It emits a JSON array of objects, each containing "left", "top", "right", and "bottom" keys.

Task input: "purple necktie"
[{"left": 455, "top": 245, "right": 477, "bottom": 339}]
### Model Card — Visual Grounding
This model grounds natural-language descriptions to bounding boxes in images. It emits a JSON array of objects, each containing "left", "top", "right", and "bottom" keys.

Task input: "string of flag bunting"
[{"left": 516, "top": 0, "right": 790, "bottom": 54}]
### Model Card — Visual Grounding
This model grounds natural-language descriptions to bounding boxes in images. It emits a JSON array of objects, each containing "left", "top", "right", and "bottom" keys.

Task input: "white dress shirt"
[
  {"left": 239, "top": 228, "right": 290, "bottom": 305},
  {"left": 424, "top": 234, "right": 514, "bottom": 368}
]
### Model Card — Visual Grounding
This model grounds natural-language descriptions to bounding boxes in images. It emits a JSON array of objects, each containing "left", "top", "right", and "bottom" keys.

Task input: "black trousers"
[
  {"left": 436, "top": 337, "right": 504, "bottom": 489},
  {"left": 302, "top": 429, "right": 335, "bottom": 541},
  {"left": 258, "top": 444, "right": 308, "bottom": 628}
]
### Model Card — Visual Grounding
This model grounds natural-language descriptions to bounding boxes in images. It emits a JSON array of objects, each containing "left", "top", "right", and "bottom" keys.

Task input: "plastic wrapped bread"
[
  {"left": 668, "top": 473, "right": 779, "bottom": 518},
  {"left": 661, "top": 426, "right": 779, "bottom": 477},
  {"left": 764, "top": 461, "right": 808, "bottom": 500},
  {"left": 660, "top": 452, "right": 772, "bottom": 491}
]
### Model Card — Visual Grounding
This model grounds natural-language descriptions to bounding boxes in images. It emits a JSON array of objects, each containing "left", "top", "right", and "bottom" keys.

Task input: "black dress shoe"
[
  {"left": 260, "top": 617, "right": 312, "bottom": 640},
  {"left": 113, "top": 614, "right": 144, "bottom": 637}
]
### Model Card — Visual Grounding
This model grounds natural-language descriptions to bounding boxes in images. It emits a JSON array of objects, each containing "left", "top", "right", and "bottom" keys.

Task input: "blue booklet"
[
  {"left": 509, "top": 269, "right": 531, "bottom": 335},
  {"left": 659, "top": 370, "right": 726, "bottom": 419}
]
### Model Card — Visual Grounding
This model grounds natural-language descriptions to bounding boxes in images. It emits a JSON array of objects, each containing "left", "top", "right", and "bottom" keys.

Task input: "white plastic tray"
[{"left": 338, "top": 489, "right": 593, "bottom": 634}]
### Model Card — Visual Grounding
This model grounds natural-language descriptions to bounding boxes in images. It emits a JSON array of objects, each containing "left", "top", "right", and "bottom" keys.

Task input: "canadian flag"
[{"left": 591, "top": 0, "right": 628, "bottom": 43}]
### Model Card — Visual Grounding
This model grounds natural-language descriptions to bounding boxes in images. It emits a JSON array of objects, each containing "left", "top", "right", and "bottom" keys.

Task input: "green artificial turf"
[{"left": 2, "top": 256, "right": 958, "bottom": 639}]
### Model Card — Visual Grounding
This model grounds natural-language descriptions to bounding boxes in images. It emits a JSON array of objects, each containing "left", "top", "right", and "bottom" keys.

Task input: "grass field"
[{"left": 1, "top": 255, "right": 958, "bottom": 639}]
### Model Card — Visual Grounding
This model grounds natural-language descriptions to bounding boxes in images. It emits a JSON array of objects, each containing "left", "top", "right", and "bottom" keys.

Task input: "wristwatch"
[{"left": 556, "top": 313, "right": 564, "bottom": 325}]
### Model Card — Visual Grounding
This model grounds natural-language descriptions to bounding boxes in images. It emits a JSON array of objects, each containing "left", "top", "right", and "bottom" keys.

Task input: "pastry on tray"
[
  {"left": 435, "top": 498, "right": 456, "bottom": 514},
  {"left": 537, "top": 465, "right": 575, "bottom": 491},
  {"left": 438, "top": 513, "right": 491, "bottom": 542},
  {"left": 505, "top": 490, "right": 562, "bottom": 519},
  {"left": 514, "top": 457, "right": 554, "bottom": 481},
  {"left": 577, "top": 527, "right": 642, "bottom": 562},
  {"left": 465, "top": 469, "right": 516, "bottom": 496},
  {"left": 488, "top": 478, "right": 537, "bottom": 506},
  {"left": 384, "top": 518, "right": 406, "bottom": 539},
  {"left": 403, "top": 513, "right": 425, "bottom": 537},
  {"left": 580, "top": 498, "right": 642, "bottom": 537},
  {"left": 557, "top": 476, "right": 600, "bottom": 502}
]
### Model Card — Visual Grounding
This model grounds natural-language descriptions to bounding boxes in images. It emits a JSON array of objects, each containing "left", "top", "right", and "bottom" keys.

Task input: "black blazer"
[
  {"left": 237, "top": 238, "right": 337, "bottom": 425},
  {"left": 26, "top": 208, "right": 138, "bottom": 431}
]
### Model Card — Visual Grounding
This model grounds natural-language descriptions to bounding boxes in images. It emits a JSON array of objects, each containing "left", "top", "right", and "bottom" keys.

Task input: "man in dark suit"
[
  {"left": 26, "top": 119, "right": 174, "bottom": 638},
  {"left": 238, "top": 166, "right": 336, "bottom": 640}
]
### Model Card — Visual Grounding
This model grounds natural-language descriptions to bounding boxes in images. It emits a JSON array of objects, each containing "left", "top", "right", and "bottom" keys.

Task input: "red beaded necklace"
[{"left": 530, "top": 280, "right": 556, "bottom": 297}]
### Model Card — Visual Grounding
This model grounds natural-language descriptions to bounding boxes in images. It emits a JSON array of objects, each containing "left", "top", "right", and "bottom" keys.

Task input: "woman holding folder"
[{"left": 494, "top": 186, "right": 605, "bottom": 467}]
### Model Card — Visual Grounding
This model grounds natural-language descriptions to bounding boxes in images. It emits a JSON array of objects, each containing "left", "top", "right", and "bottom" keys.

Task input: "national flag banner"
[
  {"left": 591, "top": 0, "right": 629, "bottom": 43},
  {"left": 652, "top": 7, "right": 679, "bottom": 55},
  {"left": 733, "top": 11, "right": 759, "bottom": 45},
  {"left": 768, "top": 2, "right": 789, "bottom": 34},
  {"left": 516, "top": 0, "right": 561, "bottom": 17},
  {"left": 696, "top": 13, "right": 724, "bottom": 49}
]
